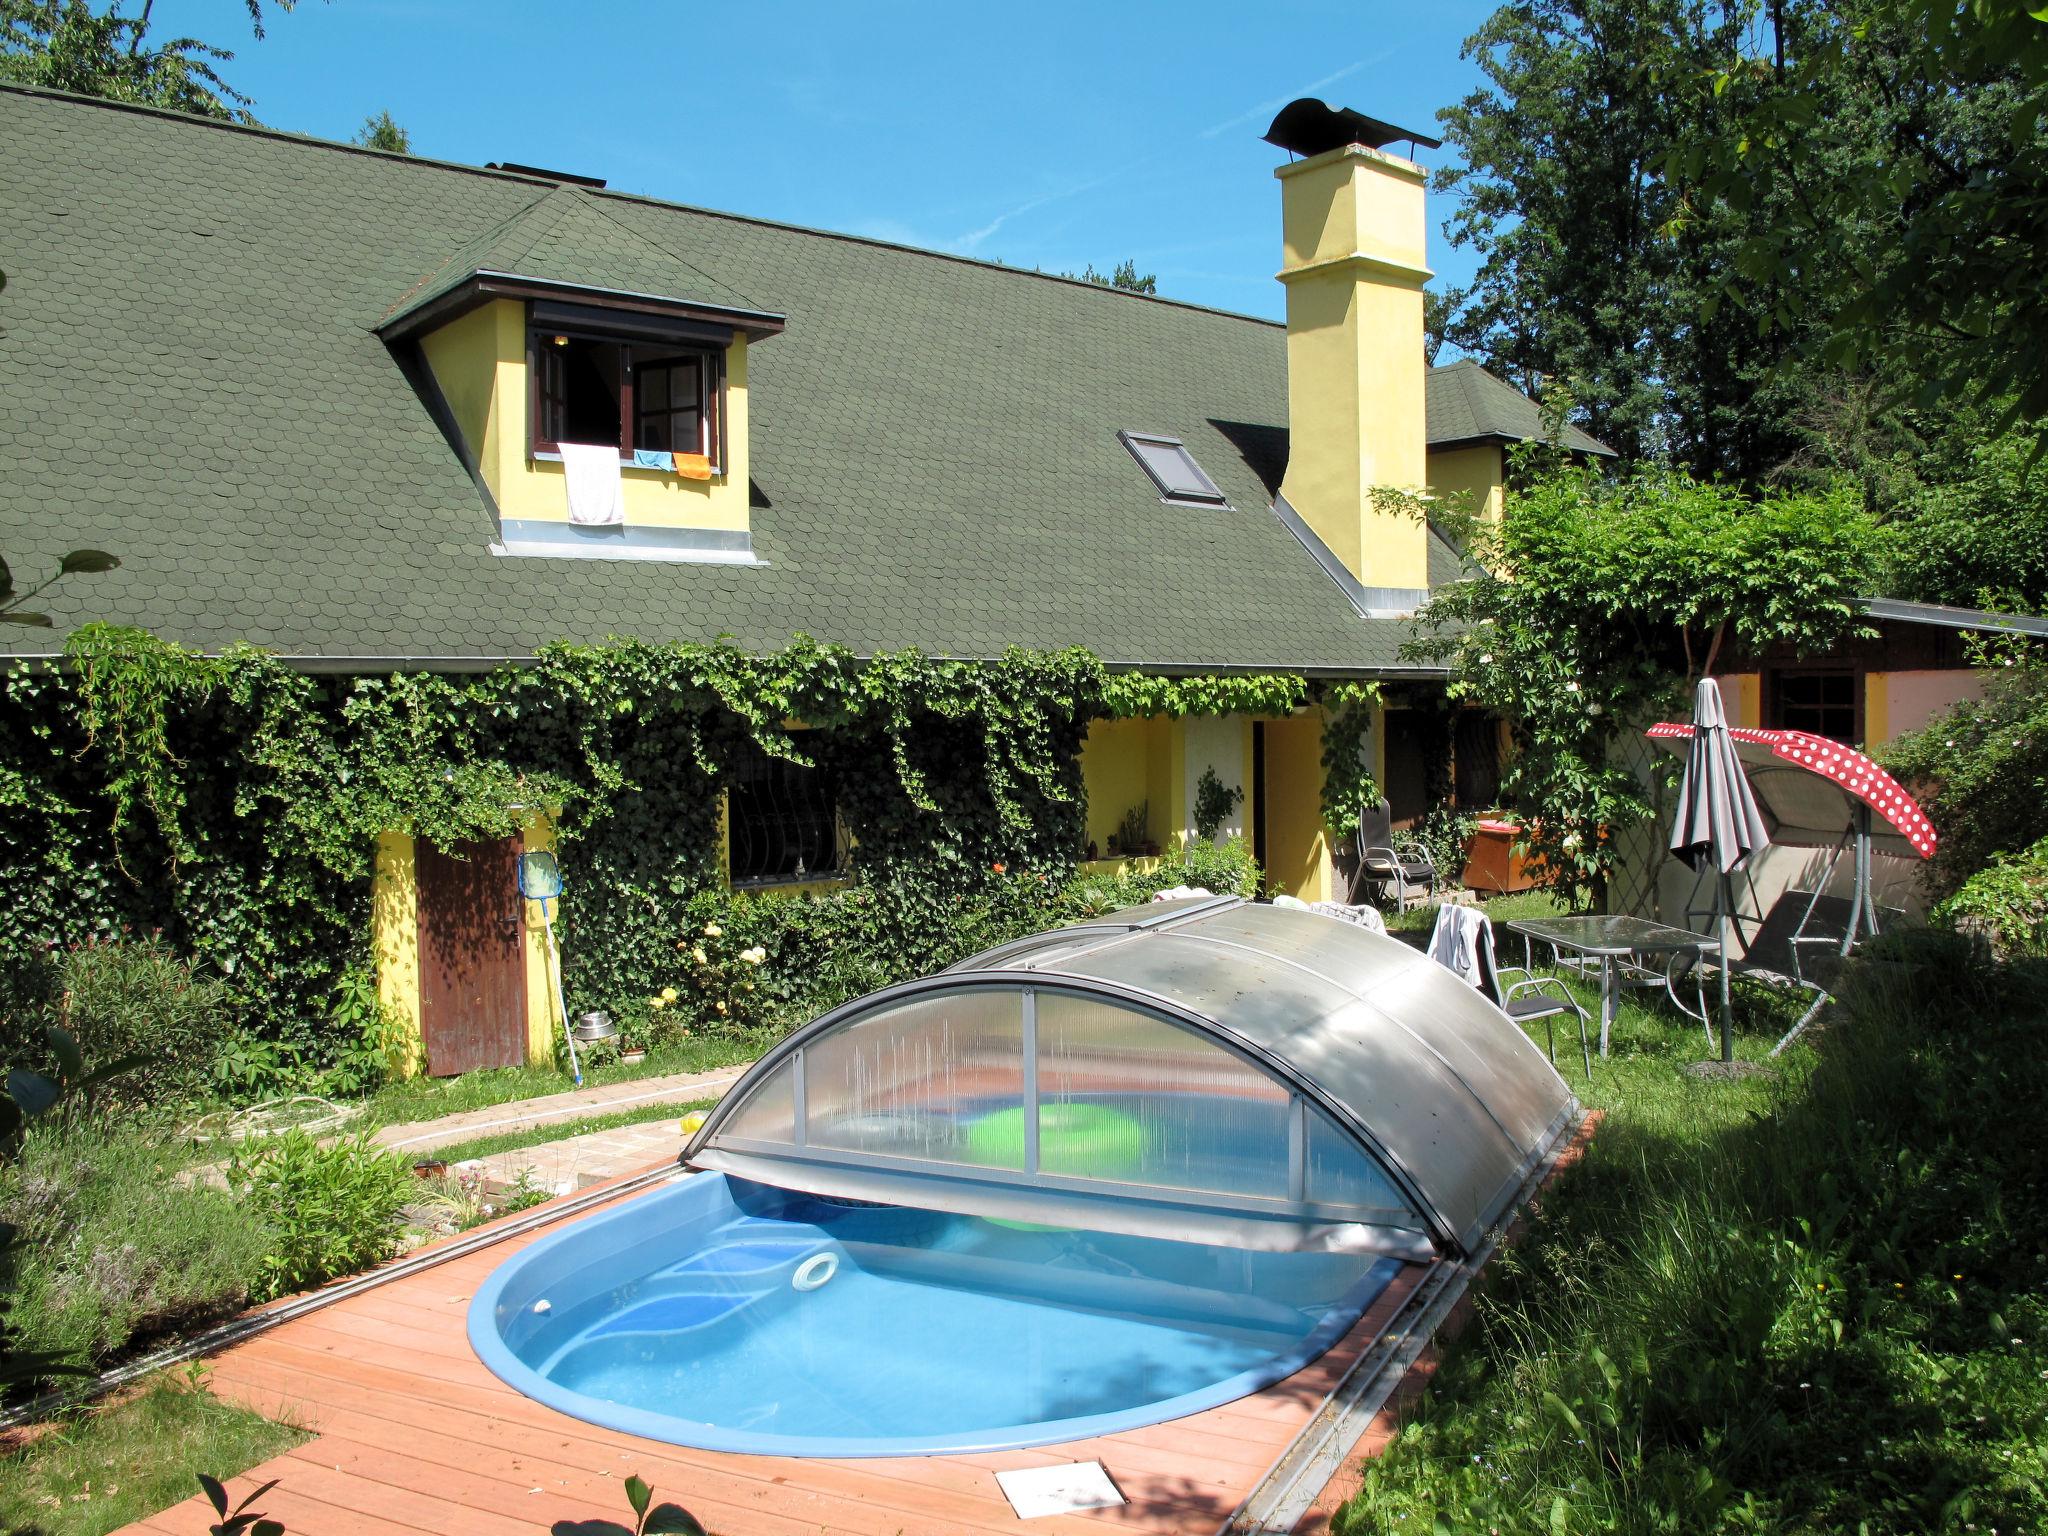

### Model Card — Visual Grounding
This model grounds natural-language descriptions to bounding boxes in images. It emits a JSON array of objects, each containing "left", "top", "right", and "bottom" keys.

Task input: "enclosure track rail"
[
  {"left": 1221, "top": 1110, "right": 1588, "bottom": 1535},
  {"left": 0, "top": 1162, "right": 684, "bottom": 1430}
]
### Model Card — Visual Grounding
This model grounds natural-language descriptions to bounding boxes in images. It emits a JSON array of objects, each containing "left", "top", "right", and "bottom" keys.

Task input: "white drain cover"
[{"left": 996, "top": 1462, "right": 1126, "bottom": 1518}]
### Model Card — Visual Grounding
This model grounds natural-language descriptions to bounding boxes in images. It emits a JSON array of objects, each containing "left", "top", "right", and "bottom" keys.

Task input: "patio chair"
[
  {"left": 1427, "top": 904, "right": 1592, "bottom": 1082},
  {"left": 1353, "top": 798, "right": 1439, "bottom": 910}
]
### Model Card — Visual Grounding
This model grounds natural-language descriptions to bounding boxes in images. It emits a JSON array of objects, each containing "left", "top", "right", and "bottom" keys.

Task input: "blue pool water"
[{"left": 469, "top": 1173, "right": 1403, "bottom": 1456}]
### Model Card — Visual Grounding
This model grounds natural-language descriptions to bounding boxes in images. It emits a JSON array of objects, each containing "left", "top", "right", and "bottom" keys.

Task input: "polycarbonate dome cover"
[{"left": 685, "top": 897, "right": 1577, "bottom": 1257}]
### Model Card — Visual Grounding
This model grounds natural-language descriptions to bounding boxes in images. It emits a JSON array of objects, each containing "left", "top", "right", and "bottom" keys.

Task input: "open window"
[{"left": 528, "top": 300, "right": 727, "bottom": 470}]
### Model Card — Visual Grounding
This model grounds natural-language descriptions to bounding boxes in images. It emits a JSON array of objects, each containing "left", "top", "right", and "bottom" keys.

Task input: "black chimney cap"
[{"left": 1264, "top": 98, "right": 1441, "bottom": 158}]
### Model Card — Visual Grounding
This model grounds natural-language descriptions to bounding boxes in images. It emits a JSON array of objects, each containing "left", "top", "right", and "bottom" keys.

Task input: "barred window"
[{"left": 728, "top": 741, "right": 845, "bottom": 885}]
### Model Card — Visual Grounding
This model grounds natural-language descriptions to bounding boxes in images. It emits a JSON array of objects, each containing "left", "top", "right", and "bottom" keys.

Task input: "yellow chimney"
[{"left": 1270, "top": 107, "right": 1432, "bottom": 593}]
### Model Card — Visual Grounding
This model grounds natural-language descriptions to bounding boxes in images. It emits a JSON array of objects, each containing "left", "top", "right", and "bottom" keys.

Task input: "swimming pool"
[{"left": 469, "top": 1172, "right": 1403, "bottom": 1457}]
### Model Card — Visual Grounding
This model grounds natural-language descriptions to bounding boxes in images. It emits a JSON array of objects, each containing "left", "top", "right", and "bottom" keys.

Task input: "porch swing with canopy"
[{"left": 1644, "top": 721, "right": 1938, "bottom": 1054}]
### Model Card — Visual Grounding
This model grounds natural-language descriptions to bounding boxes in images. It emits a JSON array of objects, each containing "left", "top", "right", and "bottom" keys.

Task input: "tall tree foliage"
[
  {"left": 1681, "top": 0, "right": 2048, "bottom": 430},
  {"left": 0, "top": 0, "right": 299, "bottom": 120},
  {"left": 1434, "top": 0, "right": 1822, "bottom": 481}
]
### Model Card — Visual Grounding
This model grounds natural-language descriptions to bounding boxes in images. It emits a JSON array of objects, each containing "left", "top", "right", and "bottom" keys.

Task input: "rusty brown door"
[{"left": 417, "top": 836, "right": 526, "bottom": 1077}]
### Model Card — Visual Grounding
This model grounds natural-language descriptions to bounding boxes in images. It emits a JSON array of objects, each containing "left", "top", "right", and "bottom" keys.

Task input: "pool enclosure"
[{"left": 685, "top": 895, "right": 1579, "bottom": 1261}]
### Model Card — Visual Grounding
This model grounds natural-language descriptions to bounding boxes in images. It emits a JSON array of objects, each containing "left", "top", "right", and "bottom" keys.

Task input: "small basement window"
[
  {"left": 532, "top": 329, "right": 723, "bottom": 466},
  {"left": 728, "top": 739, "right": 847, "bottom": 885},
  {"left": 1119, "top": 430, "right": 1229, "bottom": 508}
]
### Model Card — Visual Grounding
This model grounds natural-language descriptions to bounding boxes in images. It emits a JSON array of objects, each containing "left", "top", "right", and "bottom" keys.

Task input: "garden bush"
[
  {"left": 1884, "top": 646, "right": 2048, "bottom": 901},
  {"left": 0, "top": 1120, "right": 265, "bottom": 1367},
  {"left": 1930, "top": 834, "right": 2048, "bottom": 958},
  {"left": 0, "top": 936, "right": 232, "bottom": 1105},
  {"left": 224, "top": 1130, "right": 413, "bottom": 1302},
  {"left": 1335, "top": 931, "right": 2048, "bottom": 1536},
  {"left": 628, "top": 839, "right": 1263, "bottom": 1045}
]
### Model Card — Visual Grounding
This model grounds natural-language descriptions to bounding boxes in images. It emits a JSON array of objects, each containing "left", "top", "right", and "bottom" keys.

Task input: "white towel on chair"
[
  {"left": 1308, "top": 901, "right": 1387, "bottom": 935},
  {"left": 1427, "top": 903, "right": 1492, "bottom": 991},
  {"left": 560, "top": 441, "right": 624, "bottom": 526}
]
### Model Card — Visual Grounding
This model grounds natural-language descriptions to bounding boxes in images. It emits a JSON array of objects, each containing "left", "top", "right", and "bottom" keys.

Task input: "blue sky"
[{"left": 187, "top": 0, "right": 1502, "bottom": 322}]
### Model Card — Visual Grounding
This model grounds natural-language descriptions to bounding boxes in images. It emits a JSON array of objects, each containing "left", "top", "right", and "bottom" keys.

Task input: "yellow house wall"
[
  {"left": 1275, "top": 144, "right": 1430, "bottom": 592},
  {"left": 371, "top": 831, "right": 424, "bottom": 1078},
  {"left": 1260, "top": 709, "right": 1334, "bottom": 901},
  {"left": 1426, "top": 443, "right": 1506, "bottom": 524},
  {"left": 419, "top": 298, "right": 752, "bottom": 535},
  {"left": 1081, "top": 715, "right": 1180, "bottom": 852}
]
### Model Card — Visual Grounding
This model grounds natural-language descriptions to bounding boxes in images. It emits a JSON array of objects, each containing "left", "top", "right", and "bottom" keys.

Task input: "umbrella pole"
[{"left": 1718, "top": 872, "right": 1735, "bottom": 1062}]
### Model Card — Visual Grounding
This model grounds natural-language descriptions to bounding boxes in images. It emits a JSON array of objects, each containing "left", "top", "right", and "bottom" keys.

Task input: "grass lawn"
[
  {"left": 425, "top": 1095, "right": 718, "bottom": 1167},
  {"left": 0, "top": 1369, "right": 307, "bottom": 1536},
  {"left": 1336, "top": 925, "right": 2048, "bottom": 1535},
  {"left": 351, "top": 1029, "right": 771, "bottom": 1133}
]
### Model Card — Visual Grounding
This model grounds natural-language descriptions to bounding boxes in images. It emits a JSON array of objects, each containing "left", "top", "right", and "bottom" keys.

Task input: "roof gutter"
[{"left": 1858, "top": 595, "right": 2048, "bottom": 638}]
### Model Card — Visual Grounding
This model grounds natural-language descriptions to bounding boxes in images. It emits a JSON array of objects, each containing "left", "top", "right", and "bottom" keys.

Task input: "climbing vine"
[
  {"left": 1318, "top": 681, "right": 1385, "bottom": 839},
  {"left": 0, "top": 628, "right": 1394, "bottom": 1060}
]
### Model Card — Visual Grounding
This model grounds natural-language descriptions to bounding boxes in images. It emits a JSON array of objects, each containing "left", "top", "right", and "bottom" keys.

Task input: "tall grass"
[{"left": 1338, "top": 930, "right": 2048, "bottom": 1535}]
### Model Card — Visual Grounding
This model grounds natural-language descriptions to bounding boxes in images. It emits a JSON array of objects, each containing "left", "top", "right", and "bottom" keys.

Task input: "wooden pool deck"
[{"left": 113, "top": 1179, "right": 1428, "bottom": 1536}]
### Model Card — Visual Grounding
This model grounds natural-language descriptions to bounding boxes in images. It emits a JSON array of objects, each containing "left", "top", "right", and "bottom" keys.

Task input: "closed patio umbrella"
[{"left": 1668, "top": 677, "right": 1771, "bottom": 1060}]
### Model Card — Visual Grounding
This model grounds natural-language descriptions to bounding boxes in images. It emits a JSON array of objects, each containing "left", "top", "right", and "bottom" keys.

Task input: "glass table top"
[{"left": 1504, "top": 914, "right": 1720, "bottom": 956}]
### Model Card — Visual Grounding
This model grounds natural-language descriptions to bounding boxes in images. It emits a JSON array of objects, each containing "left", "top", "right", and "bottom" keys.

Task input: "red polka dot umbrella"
[{"left": 1646, "top": 724, "right": 1937, "bottom": 860}]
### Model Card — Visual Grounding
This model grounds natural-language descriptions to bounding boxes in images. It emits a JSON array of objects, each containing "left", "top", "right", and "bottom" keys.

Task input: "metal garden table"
[{"left": 1503, "top": 914, "right": 1720, "bottom": 1057}]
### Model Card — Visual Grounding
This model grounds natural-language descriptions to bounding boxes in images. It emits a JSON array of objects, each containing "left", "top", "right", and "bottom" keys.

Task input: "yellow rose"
[
  {"left": 704, "top": 922, "right": 723, "bottom": 937},
  {"left": 660, "top": 986, "right": 678, "bottom": 1002}
]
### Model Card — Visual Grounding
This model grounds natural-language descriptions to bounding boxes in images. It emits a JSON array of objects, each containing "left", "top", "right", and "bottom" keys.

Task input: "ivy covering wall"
[{"left": 0, "top": 627, "right": 1369, "bottom": 1063}]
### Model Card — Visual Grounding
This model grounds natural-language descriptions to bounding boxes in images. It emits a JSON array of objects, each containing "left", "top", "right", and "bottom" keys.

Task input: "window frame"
[
  {"left": 1764, "top": 665, "right": 1864, "bottom": 745},
  {"left": 725, "top": 739, "right": 849, "bottom": 888},
  {"left": 1117, "top": 429, "right": 1232, "bottom": 509},
  {"left": 527, "top": 316, "right": 726, "bottom": 471}
]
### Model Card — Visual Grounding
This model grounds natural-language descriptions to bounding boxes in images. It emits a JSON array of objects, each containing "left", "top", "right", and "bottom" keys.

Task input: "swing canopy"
[{"left": 1645, "top": 725, "right": 1936, "bottom": 860}]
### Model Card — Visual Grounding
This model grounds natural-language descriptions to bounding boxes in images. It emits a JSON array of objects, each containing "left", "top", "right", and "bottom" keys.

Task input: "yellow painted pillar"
[
  {"left": 371, "top": 831, "right": 423, "bottom": 1078},
  {"left": 1729, "top": 673, "right": 1762, "bottom": 729},
  {"left": 1863, "top": 671, "right": 1890, "bottom": 749},
  {"left": 519, "top": 814, "right": 562, "bottom": 1065}
]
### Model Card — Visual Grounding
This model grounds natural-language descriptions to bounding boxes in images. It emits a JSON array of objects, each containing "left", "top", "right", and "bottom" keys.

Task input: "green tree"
[
  {"left": 1679, "top": 0, "right": 2048, "bottom": 429},
  {"left": 0, "top": 0, "right": 302, "bottom": 121},
  {"left": 352, "top": 107, "right": 408, "bottom": 153},
  {"left": 1407, "top": 462, "right": 1878, "bottom": 902},
  {"left": 1434, "top": 0, "right": 1831, "bottom": 481},
  {"left": 1067, "top": 259, "right": 1158, "bottom": 294}
]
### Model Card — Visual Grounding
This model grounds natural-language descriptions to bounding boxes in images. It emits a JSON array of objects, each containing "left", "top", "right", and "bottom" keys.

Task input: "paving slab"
[{"left": 370, "top": 1061, "right": 752, "bottom": 1158}]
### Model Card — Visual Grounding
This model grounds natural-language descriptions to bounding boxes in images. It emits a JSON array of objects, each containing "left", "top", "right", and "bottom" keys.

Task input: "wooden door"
[{"left": 417, "top": 836, "right": 527, "bottom": 1077}]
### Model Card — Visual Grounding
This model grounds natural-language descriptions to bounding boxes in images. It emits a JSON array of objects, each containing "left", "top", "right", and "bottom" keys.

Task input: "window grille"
[{"left": 728, "top": 741, "right": 846, "bottom": 884}]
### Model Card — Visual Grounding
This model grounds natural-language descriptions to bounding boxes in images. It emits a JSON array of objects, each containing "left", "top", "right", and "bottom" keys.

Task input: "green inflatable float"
[{"left": 965, "top": 1103, "right": 1148, "bottom": 1230}]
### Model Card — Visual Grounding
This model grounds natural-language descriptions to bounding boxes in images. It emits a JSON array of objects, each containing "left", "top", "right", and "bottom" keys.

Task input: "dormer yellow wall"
[
  {"left": 1426, "top": 443, "right": 1506, "bottom": 525},
  {"left": 418, "top": 298, "right": 751, "bottom": 536}
]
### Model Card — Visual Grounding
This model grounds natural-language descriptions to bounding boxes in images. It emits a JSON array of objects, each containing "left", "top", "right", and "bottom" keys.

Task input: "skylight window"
[{"left": 1119, "top": 431, "right": 1230, "bottom": 508}]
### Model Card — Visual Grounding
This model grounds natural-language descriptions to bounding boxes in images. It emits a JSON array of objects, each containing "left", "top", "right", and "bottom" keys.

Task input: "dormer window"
[{"left": 532, "top": 326, "right": 723, "bottom": 469}]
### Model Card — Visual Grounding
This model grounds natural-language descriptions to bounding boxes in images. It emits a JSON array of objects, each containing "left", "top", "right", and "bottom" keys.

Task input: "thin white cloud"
[{"left": 950, "top": 51, "right": 1396, "bottom": 253}]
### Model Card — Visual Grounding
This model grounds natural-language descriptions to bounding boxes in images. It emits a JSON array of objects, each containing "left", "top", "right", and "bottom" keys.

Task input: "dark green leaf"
[
  {"left": 5, "top": 1069, "right": 60, "bottom": 1117},
  {"left": 57, "top": 548, "right": 120, "bottom": 574},
  {"left": 624, "top": 1475, "right": 652, "bottom": 1520},
  {"left": 197, "top": 1474, "right": 230, "bottom": 1519},
  {"left": 642, "top": 1505, "right": 706, "bottom": 1536},
  {"left": 0, "top": 610, "right": 54, "bottom": 627}
]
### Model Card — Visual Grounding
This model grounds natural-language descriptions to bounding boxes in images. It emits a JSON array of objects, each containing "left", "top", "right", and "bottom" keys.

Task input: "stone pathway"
[
  {"left": 369, "top": 1060, "right": 751, "bottom": 1158},
  {"left": 457, "top": 1116, "right": 697, "bottom": 1197}
]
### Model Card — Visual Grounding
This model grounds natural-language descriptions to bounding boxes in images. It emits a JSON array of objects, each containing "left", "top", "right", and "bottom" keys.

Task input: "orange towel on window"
[{"left": 673, "top": 452, "right": 715, "bottom": 481}]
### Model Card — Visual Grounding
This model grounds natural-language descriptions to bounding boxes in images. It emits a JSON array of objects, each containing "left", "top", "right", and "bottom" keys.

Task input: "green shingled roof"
[
  {"left": 382, "top": 184, "right": 777, "bottom": 330},
  {"left": 1426, "top": 358, "right": 1615, "bottom": 456},
  {"left": 0, "top": 87, "right": 1531, "bottom": 673}
]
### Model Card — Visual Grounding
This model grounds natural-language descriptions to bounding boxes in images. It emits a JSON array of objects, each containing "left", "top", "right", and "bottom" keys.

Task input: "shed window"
[
  {"left": 532, "top": 329, "right": 722, "bottom": 465},
  {"left": 727, "top": 740, "right": 845, "bottom": 886},
  {"left": 1768, "top": 668, "right": 1860, "bottom": 744},
  {"left": 1118, "top": 431, "right": 1230, "bottom": 507}
]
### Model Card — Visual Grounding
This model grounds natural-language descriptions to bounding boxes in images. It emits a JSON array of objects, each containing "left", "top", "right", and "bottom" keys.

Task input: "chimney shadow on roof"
[
  {"left": 1207, "top": 419, "right": 1289, "bottom": 498},
  {"left": 749, "top": 477, "right": 773, "bottom": 510}
]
